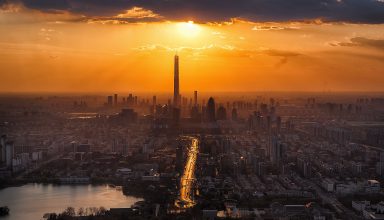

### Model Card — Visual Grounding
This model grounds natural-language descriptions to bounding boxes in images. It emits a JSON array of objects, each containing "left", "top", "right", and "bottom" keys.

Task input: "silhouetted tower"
[
  {"left": 173, "top": 55, "right": 180, "bottom": 107},
  {"left": 114, "top": 94, "right": 118, "bottom": 106},
  {"left": 207, "top": 97, "right": 216, "bottom": 122},
  {"left": 194, "top": 91, "right": 198, "bottom": 107}
]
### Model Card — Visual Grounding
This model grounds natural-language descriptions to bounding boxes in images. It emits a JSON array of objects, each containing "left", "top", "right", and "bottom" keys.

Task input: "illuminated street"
[{"left": 177, "top": 137, "right": 199, "bottom": 208}]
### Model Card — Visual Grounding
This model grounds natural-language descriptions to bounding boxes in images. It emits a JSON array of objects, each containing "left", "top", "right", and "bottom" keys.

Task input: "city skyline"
[{"left": 1, "top": 1, "right": 384, "bottom": 220}]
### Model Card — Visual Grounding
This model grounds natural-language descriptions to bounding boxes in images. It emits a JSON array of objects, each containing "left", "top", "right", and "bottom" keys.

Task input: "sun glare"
[{"left": 177, "top": 20, "right": 201, "bottom": 38}]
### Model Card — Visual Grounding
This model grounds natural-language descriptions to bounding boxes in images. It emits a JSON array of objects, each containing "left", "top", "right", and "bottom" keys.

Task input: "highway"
[{"left": 177, "top": 137, "right": 199, "bottom": 208}]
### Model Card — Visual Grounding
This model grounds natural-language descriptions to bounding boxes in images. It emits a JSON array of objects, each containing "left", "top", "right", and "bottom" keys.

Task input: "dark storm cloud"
[
  {"left": 22, "top": 0, "right": 71, "bottom": 11},
  {"left": 4, "top": 0, "right": 384, "bottom": 23}
]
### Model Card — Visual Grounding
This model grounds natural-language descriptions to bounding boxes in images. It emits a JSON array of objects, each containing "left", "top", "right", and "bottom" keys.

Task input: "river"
[{"left": 0, "top": 184, "right": 142, "bottom": 220}]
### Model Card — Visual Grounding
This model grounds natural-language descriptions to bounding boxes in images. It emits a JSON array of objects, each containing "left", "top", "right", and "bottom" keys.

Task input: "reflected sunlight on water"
[{"left": 0, "top": 184, "right": 142, "bottom": 220}]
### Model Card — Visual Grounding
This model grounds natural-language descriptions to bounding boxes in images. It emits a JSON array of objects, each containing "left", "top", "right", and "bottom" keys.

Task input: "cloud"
[
  {"left": 0, "top": 1, "right": 22, "bottom": 13},
  {"left": 2, "top": 0, "right": 383, "bottom": 23},
  {"left": 115, "top": 7, "right": 161, "bottom": 19},
  {"left": 83, "top": 6, "right": 163, "bottom": 23},
  {"left": 0, "top": 1, "right": 84, "bottom": 24},
  {"left": 133, "top": 44, "right": 255, "bottom": 58},
  {"left": 252, "top": 25, "right": 300, "bottom": 31},
  {"left": 333, "top": 37, "right": 384, "bottom": 50},
  {"left": 22, "top": 0, "right": 71, "bottom": 13},
  {"left": 264, "top": 49, "right": 302, "bottom": 68},
  {"left": 133, "top": 44, "right": 302, "bottom": 67},
  {"left": 264, "top": 49, "right": 301, "bottom": 57}
]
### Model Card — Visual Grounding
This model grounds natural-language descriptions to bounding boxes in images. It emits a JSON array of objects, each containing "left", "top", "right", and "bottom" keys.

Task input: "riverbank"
[
  {"left": 0, "top": 183, "right": 142, "bottom": 220},
  {"left": 0, "top": 177, "right": 176, "bottom": 207}
]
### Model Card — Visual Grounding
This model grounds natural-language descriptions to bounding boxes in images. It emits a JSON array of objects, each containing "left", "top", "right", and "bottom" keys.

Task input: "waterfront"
[{"left": 0, "top": 184, "right": 142, "bottom": 220}]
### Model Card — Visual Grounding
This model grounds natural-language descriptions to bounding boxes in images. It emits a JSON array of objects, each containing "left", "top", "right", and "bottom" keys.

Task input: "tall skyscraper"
[
  {"left": 114, "top": 94, "right": 118, "bottom": 106},
  {"left": 173, "top": 55, "right": 180, "bottom": 108},
  {"left": 153, "top": 95, "right": 157, "bottom": 107},
  {"left": 194, "top": 91, "right": 198, "bottom": 107},
  {"left": 107, "top": 96, "right": 113, "bottom": 106}
]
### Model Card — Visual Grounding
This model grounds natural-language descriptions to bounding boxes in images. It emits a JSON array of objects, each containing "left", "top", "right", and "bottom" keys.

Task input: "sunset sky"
[{"left": 1, "top": 0, "right": 384, "bottom": 93}]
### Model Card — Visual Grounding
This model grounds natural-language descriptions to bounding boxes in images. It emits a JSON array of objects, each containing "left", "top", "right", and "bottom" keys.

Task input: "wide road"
[{"left": 178, "top": 137, "right": 199, "bottom": 208}]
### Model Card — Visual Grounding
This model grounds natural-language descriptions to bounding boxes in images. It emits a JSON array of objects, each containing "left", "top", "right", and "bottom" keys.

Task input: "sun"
[{"left": 177, "top": 20, "right": 201, "bottom": 38}]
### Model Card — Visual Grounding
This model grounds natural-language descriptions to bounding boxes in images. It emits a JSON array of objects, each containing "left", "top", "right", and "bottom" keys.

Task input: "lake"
[{"left": 0, "top": 184, "right": 142, "bottom": 220}]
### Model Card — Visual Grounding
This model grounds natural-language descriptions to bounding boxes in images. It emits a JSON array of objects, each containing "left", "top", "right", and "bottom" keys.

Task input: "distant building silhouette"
[
  {"left": 270, "top": 136, "right": 285, "bottom": 165},
  {"left": 153, "top": 95, "right": 157, "bottom": 107},
  {"left": 206, "top": 97, "right": 216, "bottom": 122},
  {"left": 107, "top": 96, "right": 113, "bottom": 106},
  {"left": 190, "top": 91, "right": 200, "bottom": 122},
  {"left": 127, "top": 94, "right": 133, "bottom": 105},
  {"left": 173, "top": 108, "right": 180, "bottom": 126},
  {"left": 114, "top": 94, "right": 118, "bottom": 106},
  {"left": 217, "top": 106, "right": 227, "bottom": 120},
  {"left": 0, "top": 135, "right": 6, "bottom": 164},
  {"left": 231, "top": 108, "right": 238, "bottom": 121}
]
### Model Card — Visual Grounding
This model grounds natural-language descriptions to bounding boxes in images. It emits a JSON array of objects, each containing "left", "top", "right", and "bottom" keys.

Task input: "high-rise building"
[
  {"left": 191, "top": 91, "right": 200, "bottom": 122},
  {"left": 114, "top": 94, "right": 118, "bottom": 106},
  {"left": 376, "top": 151, "right": 384, "bottom": 176},
  {"left": 107, "top": 96, "right": 113, "bottom": 106},
  {"left": 217, "top": 106, "right": 227, "bottom": 120},
  {"left": 173, "top": 108, "right": 180, "bottom": 126},
  {"left": 173, "top": 55, "right": 180, "bottom": 107},
  {"left": 270, "top": 136, "right": 285, "bottom": 165},
  {"left": 206, "top": 97, "right": 216, "bottom": 122},
  {"left": 127, "top": 94, "right": 133, "bottom": 105},
  {"left": 5, "top": 141, "right": 13, "bottom": 168},
  {"left": 231, "top": 108, "right": 238, "bottom": 121},
  {"left": 1, "top": 135, "right": 6, "bottom": 164}
]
